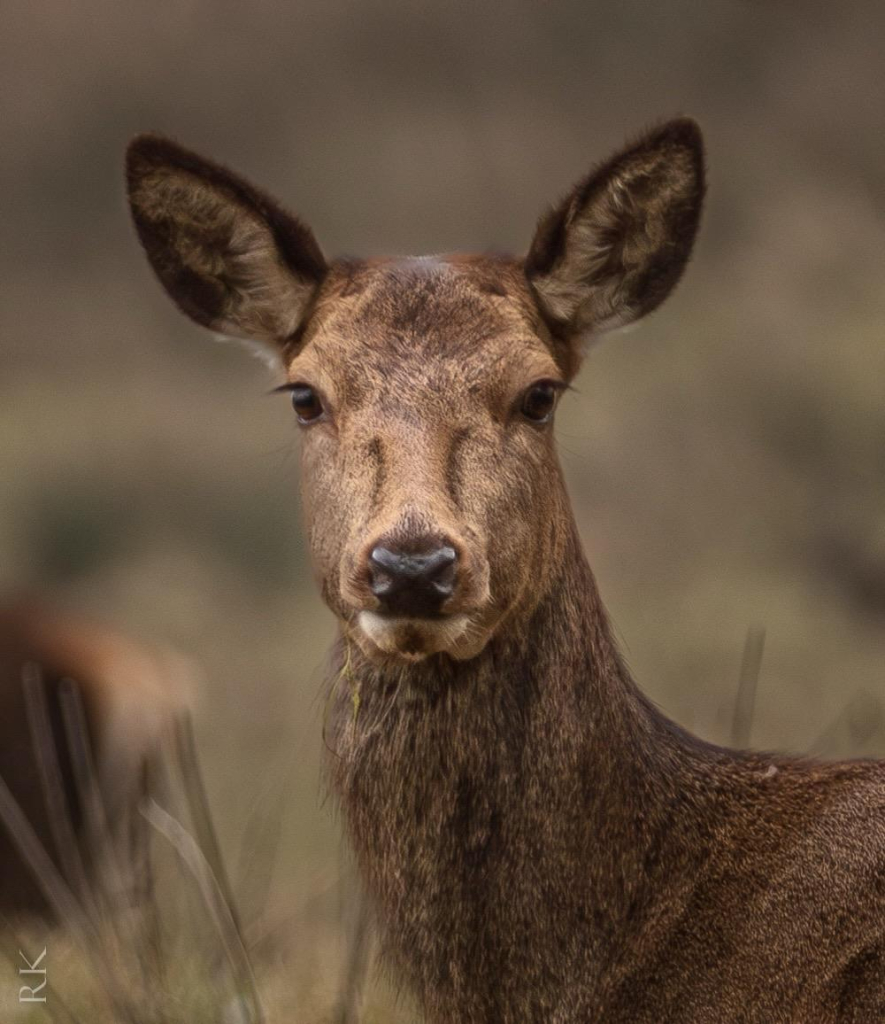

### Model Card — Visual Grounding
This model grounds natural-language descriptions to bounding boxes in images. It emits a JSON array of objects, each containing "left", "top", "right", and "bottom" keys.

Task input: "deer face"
[
  {"left": 127, "top": 120, "right": 704, "bottom": 664},
  {"left": 283, "top": 254, "right": 570, "bottom": 663}
]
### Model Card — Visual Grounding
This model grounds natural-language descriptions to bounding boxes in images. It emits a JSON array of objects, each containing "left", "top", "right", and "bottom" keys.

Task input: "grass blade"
[
  {"left": 731, "top": 627, "right": 765, "bottom": 749},
  {"left": 141, "top": 798, "right": 263, "bottom": 1024}
]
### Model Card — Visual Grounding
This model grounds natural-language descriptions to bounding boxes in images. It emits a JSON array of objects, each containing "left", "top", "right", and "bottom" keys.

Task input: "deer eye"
[
  {"left": 290, "top": 384, "right": 324, "bottom": 424},
  {"left": 521, "top": 381, "right": 558, "bottom": 423}
]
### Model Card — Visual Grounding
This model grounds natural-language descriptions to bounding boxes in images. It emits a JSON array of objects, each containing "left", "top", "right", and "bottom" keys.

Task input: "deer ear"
[
  {"left": 525, "top": 118, "right": 705, "bottom": 339},
  {"left": 126, "top": 134, "right": 326, "bottom": 354}
]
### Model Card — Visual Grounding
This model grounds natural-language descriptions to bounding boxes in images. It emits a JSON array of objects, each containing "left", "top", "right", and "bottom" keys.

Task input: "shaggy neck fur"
[{"left": 326, "top": 522, "right": 724, "bottom": 1023}]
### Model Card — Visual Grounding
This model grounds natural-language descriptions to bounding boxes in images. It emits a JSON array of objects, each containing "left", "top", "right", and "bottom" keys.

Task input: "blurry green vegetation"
[{"left": 24, "top": 480, "right": 133, "bottom": 584}]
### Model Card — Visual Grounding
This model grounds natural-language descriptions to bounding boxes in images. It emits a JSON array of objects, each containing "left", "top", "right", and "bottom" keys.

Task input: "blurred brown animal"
[
  {"left": 127, "top": 120, "right": 885, "bottom": 1022},
  {"left": 0, "top": 601, "right": 193, "bottom": 920}
]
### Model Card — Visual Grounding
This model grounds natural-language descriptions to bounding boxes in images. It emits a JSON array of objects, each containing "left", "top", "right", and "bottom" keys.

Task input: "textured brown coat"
[{"left": 127, "top": 120, "right": 885, "bottom": 1022}]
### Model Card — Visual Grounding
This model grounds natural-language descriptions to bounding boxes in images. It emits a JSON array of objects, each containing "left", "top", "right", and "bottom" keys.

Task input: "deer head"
[{"left": 127, "top": 120, "right": 704, "bottom": 665}]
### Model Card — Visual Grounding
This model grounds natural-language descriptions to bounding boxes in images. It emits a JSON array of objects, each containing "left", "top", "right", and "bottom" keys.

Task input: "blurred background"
[{"left": 2, "top": 0, "right": 884, "bottom": 1018}]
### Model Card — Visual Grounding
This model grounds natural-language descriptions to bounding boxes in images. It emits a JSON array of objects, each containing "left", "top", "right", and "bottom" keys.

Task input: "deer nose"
[{"left": 368, "top": 543, "right": 458, "bottom": 617}]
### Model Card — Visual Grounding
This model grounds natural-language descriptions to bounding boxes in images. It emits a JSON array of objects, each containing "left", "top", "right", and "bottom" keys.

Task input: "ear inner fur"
[
  {"left": 126, "top": 134, "right": 326, "bottom": 344},
  {"left": 526, "top": 118, "right": 705, "bottom": 339}
]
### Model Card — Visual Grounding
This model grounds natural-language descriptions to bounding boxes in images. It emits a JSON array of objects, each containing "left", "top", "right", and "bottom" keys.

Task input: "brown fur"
[
  {"left": 127, "top": 121, "right": 885, "bottom": 1022},
  {"left": 0, "top": 600, "right": 193, "bottom": 919}
]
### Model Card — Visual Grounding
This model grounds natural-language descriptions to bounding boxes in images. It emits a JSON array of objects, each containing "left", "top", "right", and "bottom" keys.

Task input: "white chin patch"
[{"left": 357, "top": 611, "right": 472, "bottom": 661}]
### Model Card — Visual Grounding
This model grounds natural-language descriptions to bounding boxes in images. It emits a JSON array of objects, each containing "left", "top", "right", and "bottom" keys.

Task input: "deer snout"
[{"left": 368, "top": 541, "right": 458, "bottom": 618}]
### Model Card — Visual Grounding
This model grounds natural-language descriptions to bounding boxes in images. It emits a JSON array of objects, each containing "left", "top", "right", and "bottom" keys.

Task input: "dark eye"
[
  {"left": 290, "top": 384, "right": 324, "bottom": 424},
  {"left": 521, "top": 381, "right": 558, "bottom": 423}
]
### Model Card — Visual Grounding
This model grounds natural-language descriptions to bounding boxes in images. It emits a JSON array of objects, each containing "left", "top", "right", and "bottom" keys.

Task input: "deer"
[
  {"left": 0, "top": 599, "right": 193, "bottom": 921},
  {"left": 125, "top": 119, "right": 885, "bottom": 1023}
]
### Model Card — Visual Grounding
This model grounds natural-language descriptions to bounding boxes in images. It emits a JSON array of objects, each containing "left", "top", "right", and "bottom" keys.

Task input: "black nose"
[{"left": 369, "top": 542, "right": 458, "bottom": 617}]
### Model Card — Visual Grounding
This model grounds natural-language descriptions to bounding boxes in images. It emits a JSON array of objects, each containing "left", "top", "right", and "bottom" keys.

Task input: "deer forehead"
[{"left": 286, "top": 256, "right": 563, "bottom": 411}]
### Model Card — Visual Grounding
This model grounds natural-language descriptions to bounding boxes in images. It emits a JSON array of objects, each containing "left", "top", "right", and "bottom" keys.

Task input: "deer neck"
[{"left": 328, "top": 520, "right": 706, "bottom": 965}]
